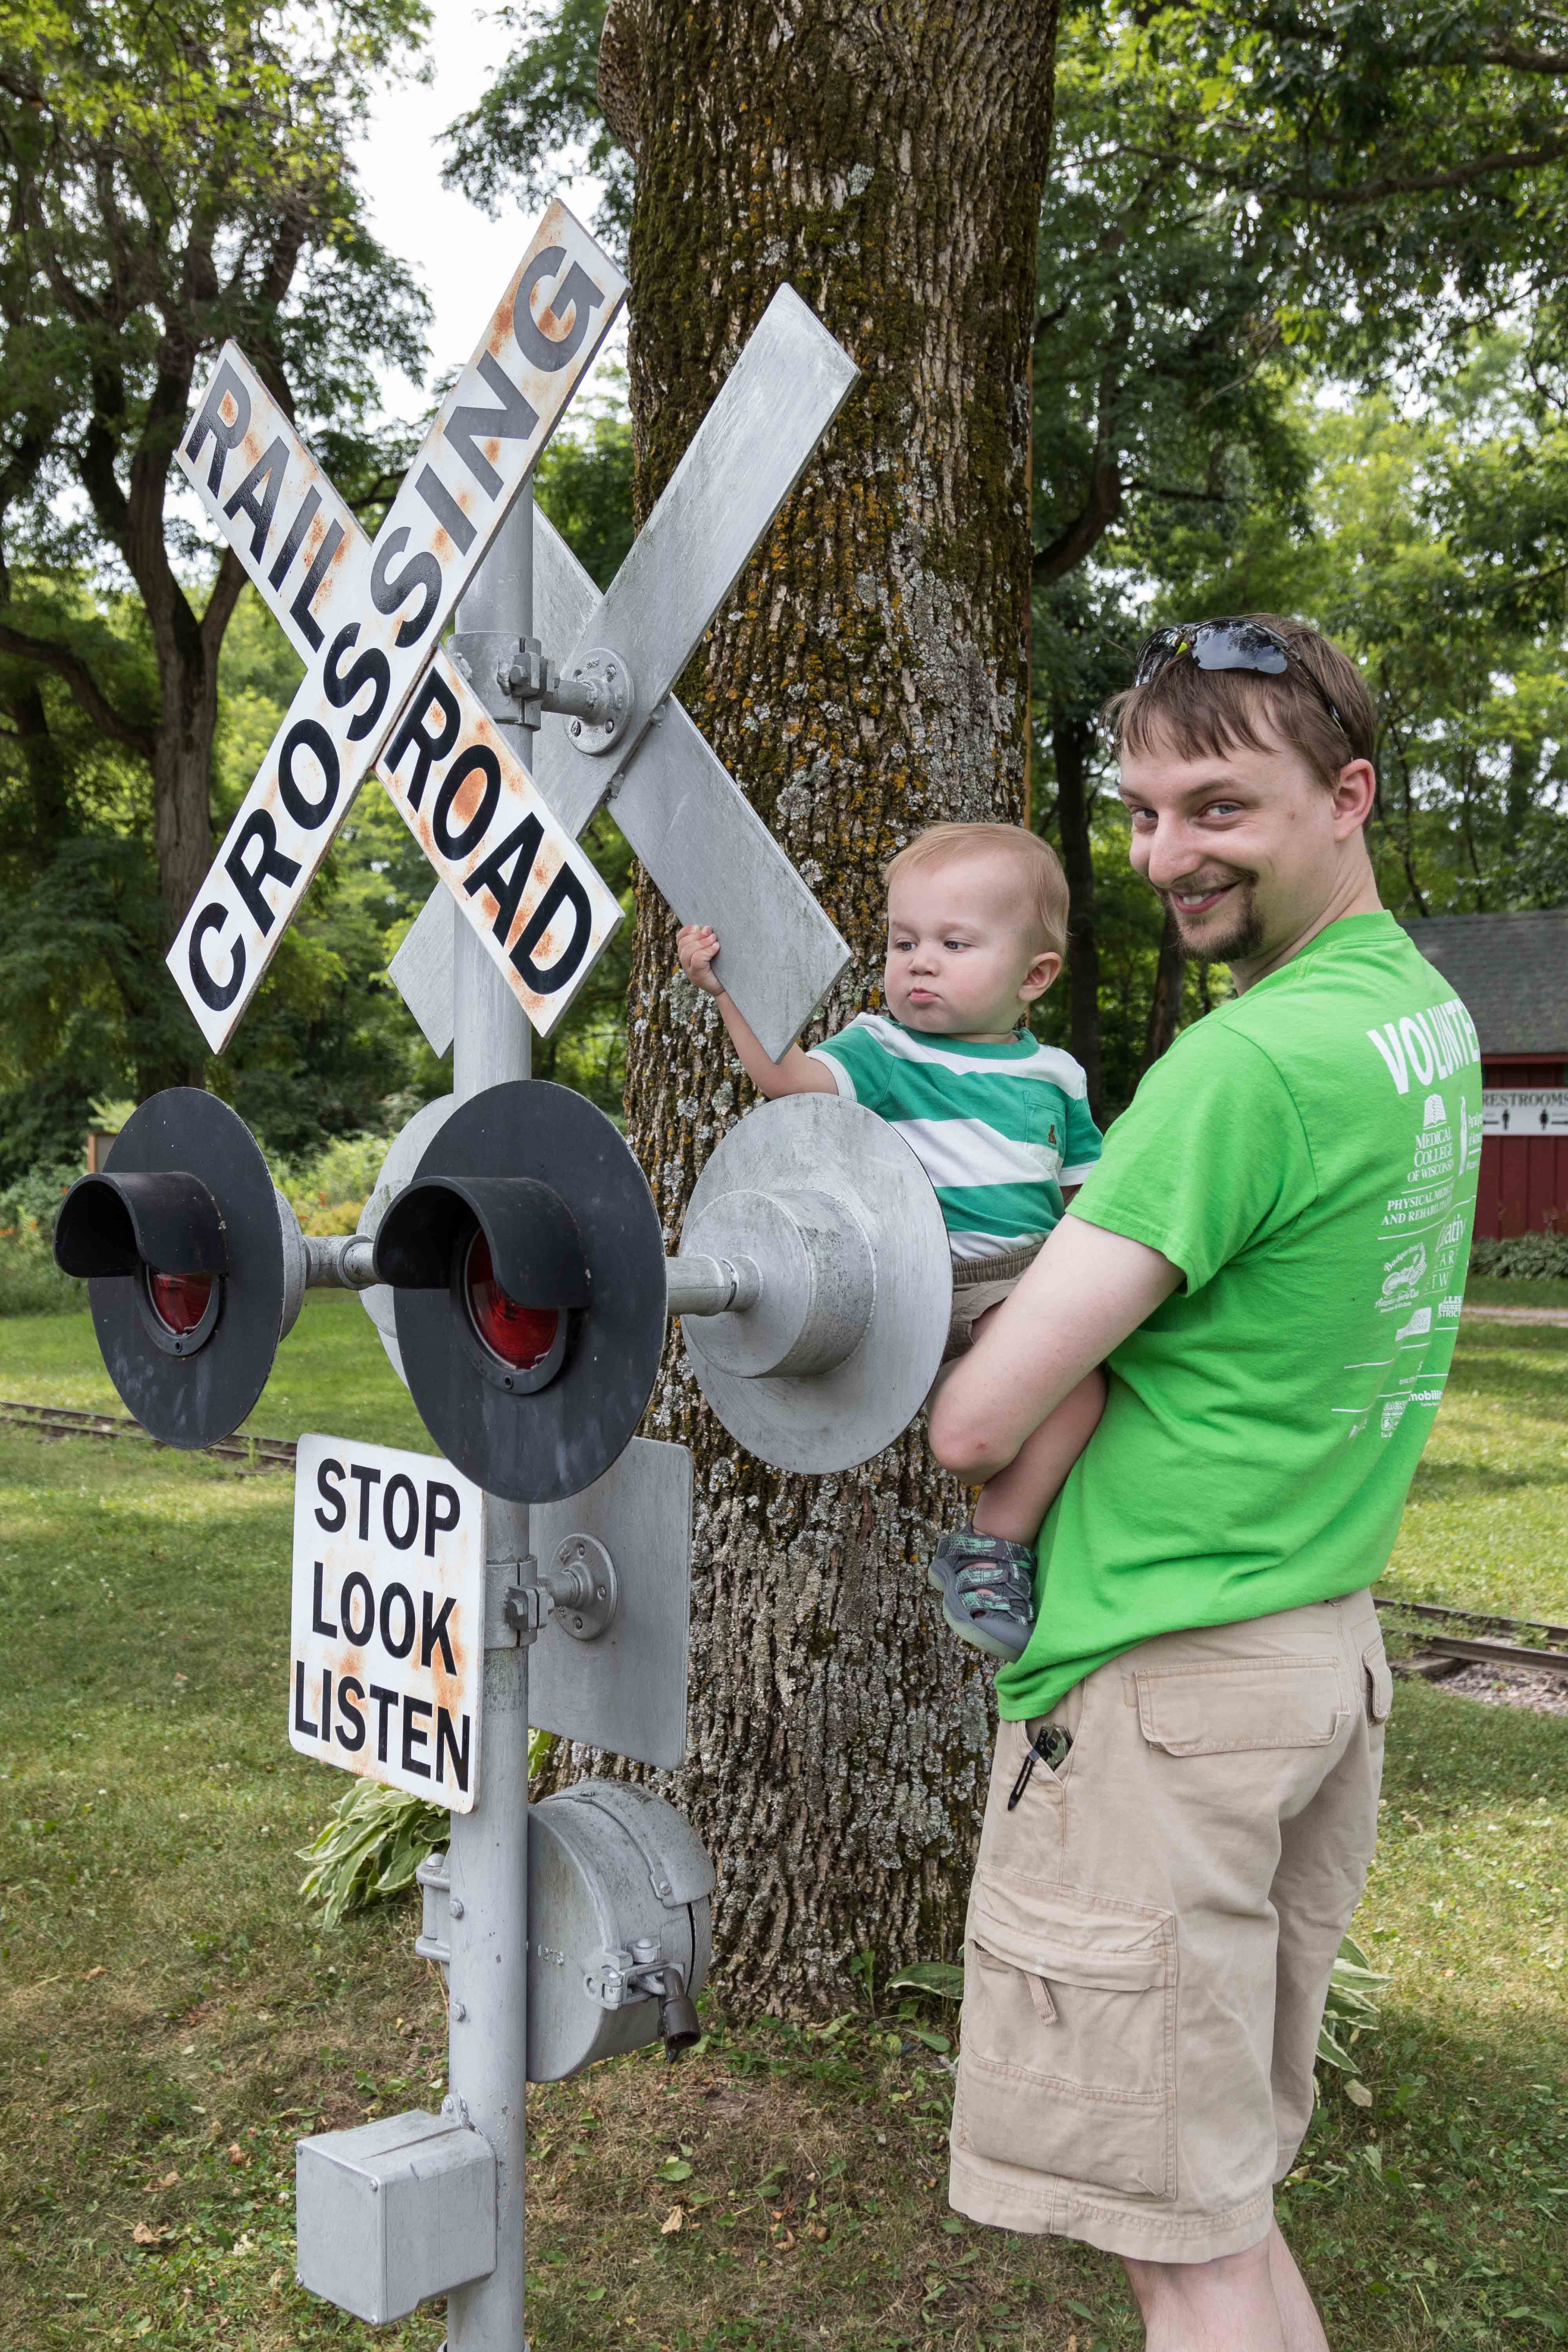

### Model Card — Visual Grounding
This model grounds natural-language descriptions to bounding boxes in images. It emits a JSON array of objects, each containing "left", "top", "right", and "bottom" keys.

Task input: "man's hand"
[
  {"left": 929, "top": 1214, "right": 1181, "bottom": 1484},
  {"left": 677, "top": 923, "right": 726, "bottom": 998}
]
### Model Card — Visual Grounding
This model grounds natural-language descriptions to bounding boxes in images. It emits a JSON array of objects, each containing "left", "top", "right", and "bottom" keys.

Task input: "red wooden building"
[{"left": 1405, "top": 910, "right": 1568, "bottom": 1240}]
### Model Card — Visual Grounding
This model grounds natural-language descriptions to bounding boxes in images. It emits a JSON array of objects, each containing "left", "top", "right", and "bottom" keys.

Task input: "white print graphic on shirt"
[
  {"left": 1335, "top": 996, "right": 1481, "bottom": 1442},
  {"left": 1365, "top": 996, "right": 1480, "bottom": 1094}
]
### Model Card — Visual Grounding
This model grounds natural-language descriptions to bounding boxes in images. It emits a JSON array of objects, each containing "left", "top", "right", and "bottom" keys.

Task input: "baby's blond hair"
[{"left": 884, "top": 823, "right": 1069, "bottom": 962}]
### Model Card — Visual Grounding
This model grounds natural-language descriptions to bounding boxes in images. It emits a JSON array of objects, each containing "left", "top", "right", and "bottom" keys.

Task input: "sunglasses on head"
[{"left": 1132, "top": 618, "right": 1351, "bottom": 740}]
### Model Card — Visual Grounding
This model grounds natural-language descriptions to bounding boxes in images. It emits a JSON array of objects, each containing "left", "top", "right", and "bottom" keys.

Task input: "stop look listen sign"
[{"left": 290, "top": 1434, "right": 484, "bottom": 1810}]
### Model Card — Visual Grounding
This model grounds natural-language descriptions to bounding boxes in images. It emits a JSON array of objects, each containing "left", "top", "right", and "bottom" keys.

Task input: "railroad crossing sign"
[
  {"left": 176, "top": 201, "right": 857, "bottom": 1066},
  {"left": 175, "top": 205, "right": 626, "bottom": 1047}
]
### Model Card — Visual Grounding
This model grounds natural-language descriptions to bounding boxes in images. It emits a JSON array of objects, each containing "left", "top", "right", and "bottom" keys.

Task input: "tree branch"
[{"left": 0, "top": 619, "right": 156, "bottom": 757}]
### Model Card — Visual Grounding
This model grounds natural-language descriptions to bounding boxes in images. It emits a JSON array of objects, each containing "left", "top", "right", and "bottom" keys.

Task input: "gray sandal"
[{"left": 927, "top": 1526, "right": 1037, "bottom": 1662}]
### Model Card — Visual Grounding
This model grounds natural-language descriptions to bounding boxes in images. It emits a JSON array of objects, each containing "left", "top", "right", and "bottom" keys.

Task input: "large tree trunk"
[
  {"left": 1050, "top": 707, "right": 1104, "bottom": 1124},
  {"left": 602, "top": 0, "right": 1058, "bottom": 2007}
]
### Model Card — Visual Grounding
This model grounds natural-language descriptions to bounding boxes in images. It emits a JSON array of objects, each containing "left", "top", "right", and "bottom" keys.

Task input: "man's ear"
[
  {"left": 1332, "top": 759, "right": 1377, "bottom": 836},
  {"left": 1019, "top": 949, "right": 1063, "bottom": 1004}
]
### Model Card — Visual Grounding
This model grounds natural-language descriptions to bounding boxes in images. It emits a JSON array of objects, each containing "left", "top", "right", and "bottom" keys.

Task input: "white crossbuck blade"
[
  {"left": 174, "top": 201, "right": 626, "bottom": 1050},
  {"left": 175, "top": 200, "right": 857, "bottom": 1061}
]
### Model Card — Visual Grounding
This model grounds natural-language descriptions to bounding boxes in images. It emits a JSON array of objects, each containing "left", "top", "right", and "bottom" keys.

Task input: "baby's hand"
[{"left": 677, "top": 923, "right": 725, "bottom": 998}]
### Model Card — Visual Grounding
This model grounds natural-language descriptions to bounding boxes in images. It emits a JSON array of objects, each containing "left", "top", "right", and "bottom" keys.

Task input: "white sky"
[{"left": 351, "top": 0, "right": 621, "bottom": 430}]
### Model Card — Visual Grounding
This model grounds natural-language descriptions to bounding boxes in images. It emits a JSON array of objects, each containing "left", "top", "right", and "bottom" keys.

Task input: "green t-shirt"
[{"left": 995, "top": 911, "right": 1483, "bottom": 1723}]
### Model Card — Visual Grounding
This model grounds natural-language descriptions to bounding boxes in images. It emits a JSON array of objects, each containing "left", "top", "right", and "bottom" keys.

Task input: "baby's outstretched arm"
[{"left": 676, "top": 924, "right": 837, "bottom": 1100}]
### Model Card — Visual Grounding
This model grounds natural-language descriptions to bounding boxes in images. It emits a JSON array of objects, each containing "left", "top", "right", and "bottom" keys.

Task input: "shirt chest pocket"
[
  {"left": 1027, "top": 1092, "right": 1067, "bottom": 1180},
  {"left": 956, "top": 1876, "right": 1176, "bottom": 2200}
]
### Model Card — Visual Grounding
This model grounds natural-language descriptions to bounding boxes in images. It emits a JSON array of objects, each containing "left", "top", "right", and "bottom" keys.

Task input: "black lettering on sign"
[
  {"left": 222, "top": 437, "right": 288, "bottom": 561},
  {"left": 436, "top": 1707, "right": 471, "bottom": 1792},
  {"left": 323, "top": 623, "right": 392, "bottom": 745},
  {"left": 189, "top": 904, "right": 245, "bottom": 1013},
  {"left": 320, "top": 1667, "right": 334, "bottom": 1745},
  {"left": 402, "top": 1696, "right": 433, "bottom": 1779},
  {"left": 224, "top": 808, "right": 301, "bottom": 938},
  {"left": 185, "top": 359, "right": 251, "bottom": 496},
  {"left": 387, "top": 670, "right": 461, "bottom": 811},
  {"left": 336, "top": 1675, "right": 366, "bottom": 1752},
  {"left": 369, "top": 1684, "right": 398, "bottom": 1764},
  {"left": 269, "top": 488, "right": 321, "bottom": 592},
  {"left": 414, "top": 464, "right": 476, "bottom": 557},
  {"left": 383, "top": 1474, "right": 419, "bottom": 1552},
  {"left": 515, "top": 247, "right": 604, "bottom": 374},
  {"left": 379, "top": 1580, "right": 416, "bottom": 1660},
  {"left": 340, "top": 1570, "right": 375, "bottom": 1647},
  {"left": 370, "top": 526, "right": 441, "bottom": 650},
  {"left": 432, "top": 747, "right": 501, "bottom": 861},
  {"left": 445, "top": 350, "right": 541, "bottom": 498},
  {"left": 311, "top": 1560, "right": 338, "bottom": 1639},
  {"left": 288, "top": 519, "right": 345, "bottom": 653},
  {"left": 292, "top": 1658, "right": 318, "bottom": 1739},
  {"left": 425, "top": 1480, "right": 461, "bottom": 1557},
  {"left": 315, "top": 1455, "right": 347, "bottom": 1532},
  {"left": 463, "top": 813, "right": 544, "bottom": 942},
  {"left": 421, "top": 1591, "right": 457, "bottom": 1676},
  {"left": 278, "top": 719, "right": 339, "bottom": 831},
  {"left": 348, "top": 1461, "right": 381, "bottom": 1540},
  {"left": 512, "top": 863, "right": 592, "bottom": 995}
]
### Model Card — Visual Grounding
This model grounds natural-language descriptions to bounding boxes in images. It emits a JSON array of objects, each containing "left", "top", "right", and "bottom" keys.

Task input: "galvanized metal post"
[{"left": 443, "top": 483, "right": 536, "bottom": 2352}]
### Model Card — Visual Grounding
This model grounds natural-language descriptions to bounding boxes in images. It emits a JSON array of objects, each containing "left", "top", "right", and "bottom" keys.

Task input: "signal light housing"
[
  {"left": 52, "top": 1089, "right": 304, "bottom": 1448},
  {"left": 371, "top": 1081, "right": 665, "bottom": 1503}
]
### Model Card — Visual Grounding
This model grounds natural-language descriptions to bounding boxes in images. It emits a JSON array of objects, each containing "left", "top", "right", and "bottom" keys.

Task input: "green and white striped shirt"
[{"left": 808, "top": 1013, "right": 1103, "bottom": 1265}]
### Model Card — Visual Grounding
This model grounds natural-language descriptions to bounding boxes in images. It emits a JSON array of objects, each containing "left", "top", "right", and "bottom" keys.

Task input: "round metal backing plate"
[
  {"left": 391, "top": 1080, "right": 666, "bottom": 1504},
  {"left": 357, "top": 1093, "right": 456, "bottom": 1385},
  {"left": 89, "top": 1089, "right": 285, "bottom": 1449},
  {"left": 678, "top": 1095, "right": 952, "bottom": 1472}
]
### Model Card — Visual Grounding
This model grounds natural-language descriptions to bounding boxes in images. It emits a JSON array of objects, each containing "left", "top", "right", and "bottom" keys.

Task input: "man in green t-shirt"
[{"left": 929, "top": 615, "right": 1480, "bottom": 2350}]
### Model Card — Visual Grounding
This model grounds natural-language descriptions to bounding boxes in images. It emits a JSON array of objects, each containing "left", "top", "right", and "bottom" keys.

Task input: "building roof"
[{"left": 1401, "top": 909, "right": 1568, "bottom": 1056}]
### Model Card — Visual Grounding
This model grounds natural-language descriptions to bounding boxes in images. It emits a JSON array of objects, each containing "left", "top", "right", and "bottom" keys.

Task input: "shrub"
[
  {"left": 272, "top": 1132, "right": 394, "bottom": 1238},
  {"left": 0, "top": 1162, "right": 87, "bottom": 1316},
  {"left": 1468, "top": 1231, "right": 1568, "bottom": 1281}
]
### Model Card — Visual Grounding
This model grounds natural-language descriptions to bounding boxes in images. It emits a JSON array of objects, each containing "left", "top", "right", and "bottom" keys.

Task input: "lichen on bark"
[{"left": 580, "top": 0, "right": 1058, "bottom": 2009}]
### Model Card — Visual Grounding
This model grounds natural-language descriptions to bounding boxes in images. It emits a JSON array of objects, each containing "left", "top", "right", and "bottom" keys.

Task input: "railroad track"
[
  {"left": 0, "top": 1399, "right": 296, "bottom": 1470},
  {"left": 1375, "top": 1596, "right": 1568, "bottom": 1680},
  {"left": 5, "top": 1400, "right": 1567, "bottom": 1674}
]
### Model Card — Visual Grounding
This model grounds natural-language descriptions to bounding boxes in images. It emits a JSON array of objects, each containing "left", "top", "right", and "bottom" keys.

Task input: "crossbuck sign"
[{"left": 174, "top": 203, "right": 858, "bottom": 1062}]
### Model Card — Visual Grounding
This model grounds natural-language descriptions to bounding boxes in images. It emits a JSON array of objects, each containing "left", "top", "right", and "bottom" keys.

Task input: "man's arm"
[
  {"left": 928, "top": 1214, "right": 1181, "bottom": 1483},
  {"left": 677, "top": 924, "right": 838, "bottom": 1099}
]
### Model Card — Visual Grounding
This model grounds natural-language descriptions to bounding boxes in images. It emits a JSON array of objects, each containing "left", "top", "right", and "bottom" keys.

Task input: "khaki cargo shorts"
[{"left": 949, "top": 1590, "right": 1392, "bottom": 2265}]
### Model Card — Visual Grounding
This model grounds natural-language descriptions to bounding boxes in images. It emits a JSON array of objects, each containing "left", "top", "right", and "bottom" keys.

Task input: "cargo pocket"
[
  {"left": 1134, "top": 1656, "right": 1343, "bottom": 1755},
  {"left": 1363, "top": 1644, "right": 1393, "bottom": 1724},
  {"left": 957, "top": 1875, "right": 1175, "bottom": 2200}
]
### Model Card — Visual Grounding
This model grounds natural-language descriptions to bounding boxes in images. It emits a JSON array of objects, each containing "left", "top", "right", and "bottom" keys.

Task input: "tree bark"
[
  {"left": 1049, "top": 707, "right": 1104, "bottom": 1123},
  {"left": 1140, "top": 902, "right": 1183, "bottom": 1071},
  {"left": 599, "top": 0, "right": 1059, "bottom": 2008}
]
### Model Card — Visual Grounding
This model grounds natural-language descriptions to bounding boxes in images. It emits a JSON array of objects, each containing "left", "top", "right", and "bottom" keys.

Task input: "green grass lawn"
[{"left": 0, "top": 1294, "right": 1564, "bottom": 2349}]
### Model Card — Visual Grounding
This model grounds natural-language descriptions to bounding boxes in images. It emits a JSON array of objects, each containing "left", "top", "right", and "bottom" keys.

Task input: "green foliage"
[
  {"left": 296, "top": 1780, "right": 451, "bottom": 1931},
  {"left": 439, "top": 0, "right": 630, "bottom": 251},
  {"left": 885, "top": 1960, "right": 964, "bottom": 2002},
  {"left": 1470, "top": 1232, "right": 1568, "bottom": 1281},
  {"left": 0, "top": 1159, "right": 83, "bottom": 1316},
  {"left": 299, "top": 1734, "right": 559, "bottom": 1928},
  {"left": 1314, "top": 1933, "right": 1388, "bottom": 2103}
]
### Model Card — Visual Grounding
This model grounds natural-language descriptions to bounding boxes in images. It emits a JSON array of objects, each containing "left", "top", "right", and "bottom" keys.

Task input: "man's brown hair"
[
  {"left": 884, "top": 822, "right": 1069, "bottom": 962},
  {"left": 1102, "top": 614, "right": 1377, "bottom": 789}
]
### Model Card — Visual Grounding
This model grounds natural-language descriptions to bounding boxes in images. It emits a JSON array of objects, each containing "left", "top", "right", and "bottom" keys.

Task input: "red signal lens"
[
  {"left": 147, "top": 1269, "right": 214, "bottom": 1336},
  {"left": 464, "top": 1230, "right": 559, "bottom": 1370}
]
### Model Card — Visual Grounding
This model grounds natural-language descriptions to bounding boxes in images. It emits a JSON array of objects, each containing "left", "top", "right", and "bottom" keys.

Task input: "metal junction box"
[{"left": 295, "top": 2109, "right": 496, "bottom": 2325}]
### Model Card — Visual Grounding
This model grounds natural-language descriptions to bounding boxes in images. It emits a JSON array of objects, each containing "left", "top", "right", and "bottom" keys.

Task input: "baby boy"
[{"left": 677, "top": 821, "right": 1105, "bottom": 1664}]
